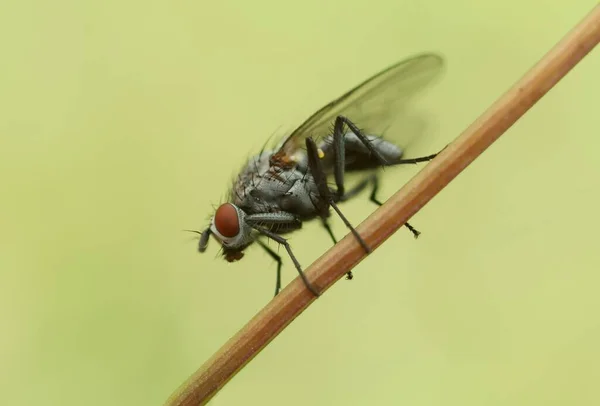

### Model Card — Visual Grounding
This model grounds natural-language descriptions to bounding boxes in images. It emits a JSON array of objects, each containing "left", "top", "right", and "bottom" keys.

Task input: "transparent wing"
[{"left": 275, "top": 53, "right": 444, "bottom": 157}]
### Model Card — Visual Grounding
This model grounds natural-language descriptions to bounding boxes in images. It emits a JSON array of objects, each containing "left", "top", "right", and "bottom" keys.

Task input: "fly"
[{"left": 190, "top": 53, "right": 445, "bottom": 297}]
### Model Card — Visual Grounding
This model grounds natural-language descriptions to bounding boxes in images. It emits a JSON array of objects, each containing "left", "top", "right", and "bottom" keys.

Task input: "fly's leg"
[
  {"left": 368, "top": 175, "right": 421, "bottom": 239},
  {"left": 306, "top": 137, "right": 371, "bottom": 255},
  {"left": 306, "top": 114, "right": 436, "bottom": 268},
  {"left": 393, "top": 144, "right": 452, "bottom": 165},
  {"left": 256, "top": 239, "right": 284, "bottom": 297},
  {"left": 403, "top": 222, "right": 421, "bottom": 238},
  {"left": 393, "top": 152, "right": 439, "bottom": 165},
  {"left": 337, "top": 176, "right": 371, "bottom": 202},
  {"left": 340, "top": 174, "right": 421, "bottom": 238},
  {"left": 321, "top": 218, "right": 338, "bottom": 245},
  {"left": 321, "top": 218, "right": 353, "bottom": 280},
  {"left": 246, "top": 213, "right": 319, "bottom": 296},
  {"left": 336, "top": 176, "right": 378, "bottom": 249},
  {"left": 250, "top": 225, "right": 320, "bottom": 296}
]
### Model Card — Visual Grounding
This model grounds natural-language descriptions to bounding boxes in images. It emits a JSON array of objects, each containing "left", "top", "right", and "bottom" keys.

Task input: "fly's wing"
[{"left": 275, "top": 53, "right": 444, "bottom": 158}]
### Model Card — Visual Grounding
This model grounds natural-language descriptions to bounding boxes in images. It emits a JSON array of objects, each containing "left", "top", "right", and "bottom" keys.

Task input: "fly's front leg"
[
  {"left": 306, "top": 137, "right": 372, "bottom": 256},
  {"left": 245, "top": 212, "right": 319, "bottom": 296}
]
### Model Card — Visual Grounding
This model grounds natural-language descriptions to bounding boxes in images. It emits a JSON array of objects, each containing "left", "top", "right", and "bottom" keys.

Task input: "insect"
[{"left": 191, "top": 53, "right": 445, "bottom": 297}]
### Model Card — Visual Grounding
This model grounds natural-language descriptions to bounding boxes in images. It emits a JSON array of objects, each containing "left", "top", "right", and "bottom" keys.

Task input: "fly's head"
[{"left": 197, "top": 203, "right": 254, "bottom": 262}]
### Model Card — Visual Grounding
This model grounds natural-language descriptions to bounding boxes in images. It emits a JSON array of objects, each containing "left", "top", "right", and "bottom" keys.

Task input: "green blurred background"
[{"left": 1, "top": 0, "right": 599, "bottom": 405}]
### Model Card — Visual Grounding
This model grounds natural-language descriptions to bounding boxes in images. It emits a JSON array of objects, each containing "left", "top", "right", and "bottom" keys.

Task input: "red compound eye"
[{"left": 214, "top": 203, "right": 240, "bottom": 238}]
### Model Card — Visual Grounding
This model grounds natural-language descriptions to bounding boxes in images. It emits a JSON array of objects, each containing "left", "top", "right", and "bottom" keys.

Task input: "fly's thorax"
[
  {"left": 210, "top": 203, "right": 254, "bottom": 250},
  {"left": 231, "top": 151, "right": 278, "bottom": 206},
  {"left": 279, "top": 174, "right": 323, "bottom": 217},
  {"left": 235, "top": 163, "right": 311, "bottom": 213}
]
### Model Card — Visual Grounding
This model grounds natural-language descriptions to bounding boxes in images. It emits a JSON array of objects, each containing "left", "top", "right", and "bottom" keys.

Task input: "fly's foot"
[{"left": 405, "top": 222, "right": 421, "bottom": 239}]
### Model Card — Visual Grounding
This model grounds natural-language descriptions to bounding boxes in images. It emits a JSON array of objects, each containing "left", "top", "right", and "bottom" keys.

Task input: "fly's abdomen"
[{"left": 320, "top": 132, "right": 404, "bottom": 172}]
